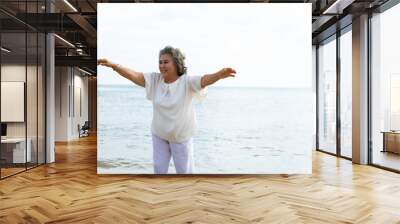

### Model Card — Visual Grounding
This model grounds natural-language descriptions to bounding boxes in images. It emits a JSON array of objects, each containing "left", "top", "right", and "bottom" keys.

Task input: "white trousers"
[{"left": 152, "top": 133, "right": 194, "bottom": 174}]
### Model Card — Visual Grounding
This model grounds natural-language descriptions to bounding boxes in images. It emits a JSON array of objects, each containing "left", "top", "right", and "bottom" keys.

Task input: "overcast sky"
[{"left": 97, "top": 3, "right": 311, "bottom": 88}]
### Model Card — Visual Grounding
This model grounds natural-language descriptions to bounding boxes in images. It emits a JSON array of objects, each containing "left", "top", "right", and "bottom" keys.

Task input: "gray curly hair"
[{"left": 159, "top": 46, "right": 187, "bottom": 76}]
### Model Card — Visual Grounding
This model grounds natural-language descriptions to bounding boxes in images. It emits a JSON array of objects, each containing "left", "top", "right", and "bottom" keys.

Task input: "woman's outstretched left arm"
[{"left": 201, "top": 68, "right": 236, "bottom": 88}]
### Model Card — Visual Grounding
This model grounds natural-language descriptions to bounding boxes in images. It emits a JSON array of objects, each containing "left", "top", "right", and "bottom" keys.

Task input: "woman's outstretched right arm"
[{"left": 97, "top": 59, "right": 145, "bottom": 87}]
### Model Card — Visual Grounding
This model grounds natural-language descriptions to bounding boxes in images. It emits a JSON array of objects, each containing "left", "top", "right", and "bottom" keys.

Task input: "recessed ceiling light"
[
  {"left": 78, "top": 67, "right": 92, "bottom": 76},
  {"left": 322, "top": 0, "right": 355, "bottom": 15},
  {"left": 1, "top": 47, "right": 11, "bottom": 53},
  {"left": 54, "top": 34, "right": 75, "bottom": 48},
  {"left": 63, "top": 0, "right": 78, "bottom": 12}
]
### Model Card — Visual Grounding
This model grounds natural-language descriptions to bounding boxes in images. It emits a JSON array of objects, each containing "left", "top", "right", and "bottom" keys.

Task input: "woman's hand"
[
  {"left": 217, "top": 67, "right": 236, "bottom": 79},
  {"left": 200, "top": 67, "right": 236, "bottom": 88},
  {"left": 97, "top": 58, "right": 117, "bottom": 69}
]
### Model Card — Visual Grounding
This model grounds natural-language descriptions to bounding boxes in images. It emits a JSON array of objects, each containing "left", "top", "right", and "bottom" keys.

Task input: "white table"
[{"left": 1, "top": 138, "right": 31, "bottom": 163}]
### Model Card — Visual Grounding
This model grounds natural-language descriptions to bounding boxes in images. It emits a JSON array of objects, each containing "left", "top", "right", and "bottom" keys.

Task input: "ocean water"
[{"left": 97, "top": 85, "right": 314, "bottom": 174}]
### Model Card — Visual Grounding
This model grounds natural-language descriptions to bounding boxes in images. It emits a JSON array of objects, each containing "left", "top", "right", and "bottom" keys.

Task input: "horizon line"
[{"left": 97, "top": 84, "right": 312, "bottom": 89}]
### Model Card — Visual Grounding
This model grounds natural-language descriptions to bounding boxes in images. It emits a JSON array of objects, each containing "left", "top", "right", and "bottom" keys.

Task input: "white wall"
[
  {"left": 55, "top": 67, "right": 89, "bottom": 141},
  {"left": 1, "top": 65, "right": 26, "bottom": 132},
  {"left": 55, "top": 66, "right": 69, "bottom": 141},
  {"left": 1, "top": 65, "right": 40, "bottom": 137},
  {"left": 352, "top": 14, "right": 369, "bottom": 164},
  {"left": 71, "top": 70, "right": 89, "bottom": 138},
  {"left": 1, "top": 63, "right": 46, "bottom": 164}
]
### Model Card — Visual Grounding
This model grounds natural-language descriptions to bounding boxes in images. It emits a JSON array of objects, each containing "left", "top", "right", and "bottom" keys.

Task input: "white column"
[
  {"left": 55, "top": 67, "right": 74, "bottom": 141},
  {"left": 46, "top": 33, "right": 55, "bottom": 163},
  {"left": 352, "top": 14, "right": 369, "bottom": 164},
  {"left": 45, "top": 0, "right": 55, "bottom": 163}
]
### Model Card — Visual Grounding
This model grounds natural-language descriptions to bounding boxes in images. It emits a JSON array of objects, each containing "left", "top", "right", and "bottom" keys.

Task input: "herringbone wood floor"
[{"left": 1, "top": 134, "right": 400, "bottom": 223}]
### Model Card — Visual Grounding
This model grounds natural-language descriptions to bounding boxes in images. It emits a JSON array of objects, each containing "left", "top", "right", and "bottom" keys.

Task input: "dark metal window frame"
[
  {"left": 368, "top": 1, "right": 400, "bottom": 173},
  {"left": 315, "top": 23, "right": 352, "bottom": 161},
  {"left": 316, "top": 0, "right": 400, "bottom": 173},
  {"left": 0, "top": 0, "right": 48, "bottom": 180}
]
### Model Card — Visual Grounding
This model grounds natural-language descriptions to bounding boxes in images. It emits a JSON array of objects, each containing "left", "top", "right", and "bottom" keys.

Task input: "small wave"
[
  {"left": 97, "top": 160, "right": 120, "bottom": 169},
  {"left": 240, "top": 146, "right": 253, "bottom": 150},
  {"left": 270, "top": 154, "right": 281, "bottom": 157},
  {"left": 252, "top": 154, "right": 263, "bottom": 157},
  {"left": 261, "top": 146, "right": 275, "bottom": 149},
  {"left": 98, "top": 159, "right": 151, "bottom": 170}
]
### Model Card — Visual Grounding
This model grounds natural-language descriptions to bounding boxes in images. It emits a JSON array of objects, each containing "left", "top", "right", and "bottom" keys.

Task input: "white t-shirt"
[{"left": 143, "top": 72, "right": 207, "bottom": 143}]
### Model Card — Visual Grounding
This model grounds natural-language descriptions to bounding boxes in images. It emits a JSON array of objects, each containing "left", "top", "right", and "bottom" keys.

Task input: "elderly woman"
[{"left": 97, "top": 46, "right": 236, "bottom": 174}]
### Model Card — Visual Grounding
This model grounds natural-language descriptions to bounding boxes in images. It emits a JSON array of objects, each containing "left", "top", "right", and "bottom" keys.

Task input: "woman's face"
[{"left": 159, "top": 54, "right": 178, "bottom": 77}]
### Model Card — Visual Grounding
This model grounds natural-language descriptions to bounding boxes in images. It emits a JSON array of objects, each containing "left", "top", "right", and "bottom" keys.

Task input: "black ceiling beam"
[
  {"left": 153, "top": 0, "right": 251, "bottom": 2},
  {"left": 312, "top": 15, "right": 337, "bottom": 37},
  {"left": 55, "top": 47, "right": 97, "bottom": 57},
  {"left": 86, "top": 0, "right": 97, "bottom": 12},
  {"left": 0, "top": 8, "right": 38, "bottom": 32},
  {"left": 312, "top": 14, "right": 352, "bottom": 44},
  {"left": 14, "top": 13, "right": 83, "bottom": 32},
  {"left": 268, "top": 0, "right": 308, "bottom": 2},
  {"left": 372, "top": 0, "right": 398, "bottom": 12},
  {"left": 79, "top": 66, "right": 97, "bottom": 75},
  {"left": 55, "top": 55, "right": 97, "bottom": 73},
  {"left": 0, "top": 18, "right": 28, "bottom": 31}
]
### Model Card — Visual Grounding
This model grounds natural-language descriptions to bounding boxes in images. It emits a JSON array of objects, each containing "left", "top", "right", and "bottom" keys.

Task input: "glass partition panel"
[
  {"left": 0, "top": 0, "right": 46, "bottom": 179},
  {"left": 318, "top": 36, "right": 337, "bottom": 155},
  {"left": 371, "top": 4, "right": 400, "bottom": 171},
  {"left": 27, "top": 30, "right": 38, "bottom": 169},
  {"left": 38, "top": 32, "right": 45, "bottom": 165},
  {"left": 1, "top": 31, "right": 27, "bottom": 177},
  {"left": 340, "top": 29, "right": 352, "bottom": 158}
]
